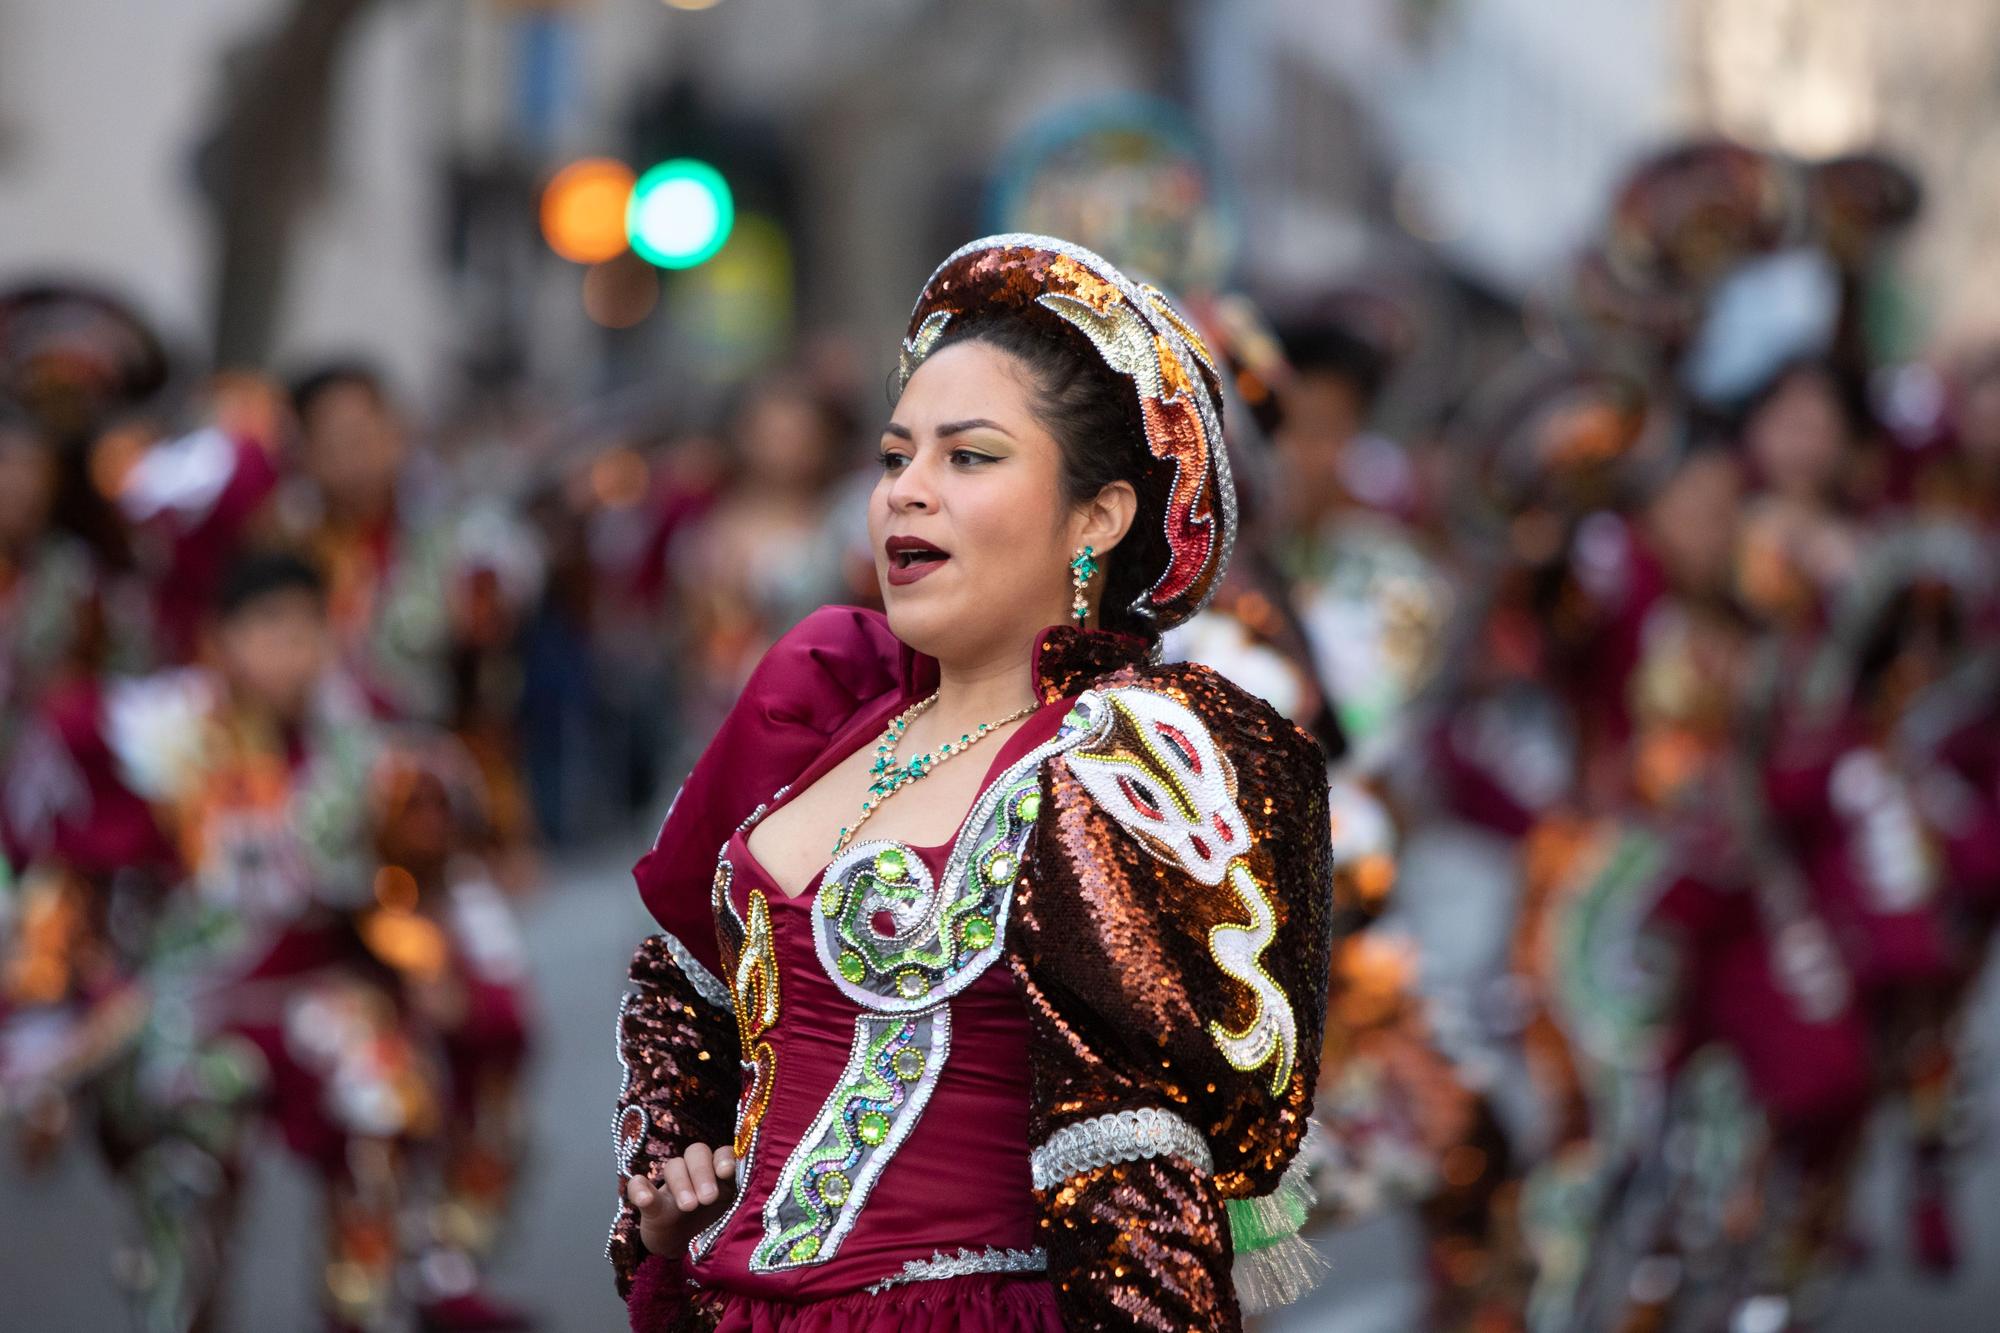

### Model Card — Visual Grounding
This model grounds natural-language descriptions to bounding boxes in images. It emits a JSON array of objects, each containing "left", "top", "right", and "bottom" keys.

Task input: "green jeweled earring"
[{"left": 1070, "top": 545, "right": 1098, "bottom": 626}]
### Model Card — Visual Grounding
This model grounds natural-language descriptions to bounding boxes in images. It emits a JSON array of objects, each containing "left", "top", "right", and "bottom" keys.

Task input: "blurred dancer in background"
[
  {"left": 667, "top": 374, "right": 852, "bottom": 742},
  {"left": 0, "top": 400, "right": 135, "bottom": 764},
  {"left": 1, "top": 550, "right": 531, "bottom": 1332},
  {"left": 284, "top": 363, "right": 542, "bottom": 867}
]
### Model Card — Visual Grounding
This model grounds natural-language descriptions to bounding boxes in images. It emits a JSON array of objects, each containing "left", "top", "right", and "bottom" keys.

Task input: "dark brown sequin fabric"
[
  {"left": 1011, "top": 652, "right": 1335, "bottom": 1331},
  {"left": 1033, "top": 625, "right": 1156, "bottom": 704},
  {"left": 607, "top": 935, "right": 741, "bottom": 1297},
  {"left": 1038, "top": 1156, "right": 1238, "bottom": 1331}
]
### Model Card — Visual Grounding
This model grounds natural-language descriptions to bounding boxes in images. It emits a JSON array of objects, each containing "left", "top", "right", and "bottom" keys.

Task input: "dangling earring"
[{"left": 1070, "top": 545, "right": 1099, "bottom": 626}]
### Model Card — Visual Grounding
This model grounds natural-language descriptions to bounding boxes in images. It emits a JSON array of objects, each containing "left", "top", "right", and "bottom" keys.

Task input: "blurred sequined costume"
[
  {"left": 608, "top": 236, "right": 1334, "bottom": 1331},
  {"left": 274, "top": 472, "right": 544, "bottom": 871},
  {"left": 0, "top": 667, "right": 409, "bottom": 1331},
  {"left": 0, "top": 669, "right": 532, "bottom": 1332}
]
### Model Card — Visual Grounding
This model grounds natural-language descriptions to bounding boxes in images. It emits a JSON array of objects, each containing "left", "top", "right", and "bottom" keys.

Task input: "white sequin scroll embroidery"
[
  {"left": 751, "top": 707, "right": 1098, "bottom": 1271},
  {"left": 1208, "top": 862, "right": 1296, "bottom": 1094},
  {"left": 1065, "top": 686, "right": 1296, "bottom": 1094},
  {"left": 753, "top": 1007, "right": 951, "bottom": 1270}
]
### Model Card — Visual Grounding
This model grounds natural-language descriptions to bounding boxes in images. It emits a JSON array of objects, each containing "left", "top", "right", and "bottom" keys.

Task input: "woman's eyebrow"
[
  {"left": 937, "top": 418, "right": 1011, "bottom": 438},
  {"left": 880, "top": 418, "right": 1012, "bottom": 440}
]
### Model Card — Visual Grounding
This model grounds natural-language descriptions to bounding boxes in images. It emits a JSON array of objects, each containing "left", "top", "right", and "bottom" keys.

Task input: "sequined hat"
[{"left": 896, "top": 233, "right": 1235, "bottom": 635}]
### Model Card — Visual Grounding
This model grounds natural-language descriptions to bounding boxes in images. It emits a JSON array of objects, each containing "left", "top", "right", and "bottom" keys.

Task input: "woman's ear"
[{"left": 1076, "top": 479, "right": 1138, "bottom": 556}]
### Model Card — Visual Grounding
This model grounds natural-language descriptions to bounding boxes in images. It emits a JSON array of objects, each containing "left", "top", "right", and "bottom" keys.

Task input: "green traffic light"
[{"left": 626, "top": 158, "right": 734, "bottom": 269}]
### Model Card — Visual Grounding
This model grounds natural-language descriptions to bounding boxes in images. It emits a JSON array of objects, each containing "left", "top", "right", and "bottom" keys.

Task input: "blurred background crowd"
[{"left": 5, "top": 0, "right": 2000, "bottom": 1330}]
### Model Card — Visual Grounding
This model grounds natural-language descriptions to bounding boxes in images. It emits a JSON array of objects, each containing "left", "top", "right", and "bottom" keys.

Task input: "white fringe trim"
[
  {"left": 1229, "top": 1138, "right": 1326, "bottom": 1314},
  {"left": 1234, "top": 1231, "right": 1329, "bottom": 1314}
]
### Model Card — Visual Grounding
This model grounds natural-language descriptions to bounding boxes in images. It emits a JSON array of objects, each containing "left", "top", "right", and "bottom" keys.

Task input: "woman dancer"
[{"left": 606, "top": 236, "right": 1336, "bottom": 1330}]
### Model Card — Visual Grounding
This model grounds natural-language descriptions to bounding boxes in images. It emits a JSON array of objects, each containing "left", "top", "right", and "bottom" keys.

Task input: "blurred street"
[{"left": 6, "top": 840, "right": 1997, "bottom": 1333}]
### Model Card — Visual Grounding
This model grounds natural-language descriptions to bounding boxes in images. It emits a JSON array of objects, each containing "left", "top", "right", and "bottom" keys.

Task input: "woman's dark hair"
[
  {"left": 215, "top": 548, "right": 327, "bottom": 621},
  {"left": 1276, "top": 321, "right": 1389, "bottom": 416},
  {"left": 290, "top": 360, "right": 389, "bottom": 426},
  {"left": 922, "top": 312, "right": 1173, "bottom": 641}
]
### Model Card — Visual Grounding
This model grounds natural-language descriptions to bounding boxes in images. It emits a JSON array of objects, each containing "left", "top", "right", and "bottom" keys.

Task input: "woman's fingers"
[
  {"left": 627, "top": 1172, "right": 679, "bottom": 1256},
  {"left": 660, "top": 1155, "right": 697, "bottom": 1211},
  {"left": 621, "top": 1145, "right": 739, "bottom": 1257},
  {"left": 625, "top": 1173, "right": 666, "bottom": 1216},
  {"left": 683, "top": 1142, "right": 719, "bottom": 1204},
  {"left": 621, "top": 1144, "right": 737, "bottom": 1221}
]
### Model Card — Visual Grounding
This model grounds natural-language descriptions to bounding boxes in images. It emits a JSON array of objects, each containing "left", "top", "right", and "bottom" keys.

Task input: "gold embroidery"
[
  {"left": 734, "top": 888, "right": 780, "bottom": 1157},
  {"left": 1207, "top": 860, "right": 1296, "bottom": 1096}
]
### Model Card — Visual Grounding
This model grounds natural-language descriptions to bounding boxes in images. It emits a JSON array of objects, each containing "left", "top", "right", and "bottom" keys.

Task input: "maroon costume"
[
  {"left": 609, "top": 608, "right": 1332, "bottom": 1331},
  {"left": 607, "top": 236, "right": 1336, "bottom": 1331}
]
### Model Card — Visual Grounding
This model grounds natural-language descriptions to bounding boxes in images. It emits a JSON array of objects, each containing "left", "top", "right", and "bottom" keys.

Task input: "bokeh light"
[
  {"left": 626, "top": 159, "right": 734, "bottom": 270},
  {"left": 539, "top": 158, "right": 636, "bottom": 264},
  {"left": 581, "top": 252, "right": 660, "bottom": 329}
]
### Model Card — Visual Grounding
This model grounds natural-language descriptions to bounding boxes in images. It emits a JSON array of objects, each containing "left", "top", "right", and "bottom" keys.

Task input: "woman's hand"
[{"left": 624, "top": 1143, "right": 738, "bottom": 1257}]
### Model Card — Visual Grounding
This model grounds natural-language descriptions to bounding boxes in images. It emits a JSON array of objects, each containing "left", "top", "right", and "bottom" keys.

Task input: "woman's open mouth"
[{"left": 885, "top": 535, "right": 949, "bottom": 586}]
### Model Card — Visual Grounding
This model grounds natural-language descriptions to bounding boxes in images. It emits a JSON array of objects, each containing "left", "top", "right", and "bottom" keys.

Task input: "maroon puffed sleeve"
[{"left": 632, "top": 606, "right": 931, "bottom": 971}]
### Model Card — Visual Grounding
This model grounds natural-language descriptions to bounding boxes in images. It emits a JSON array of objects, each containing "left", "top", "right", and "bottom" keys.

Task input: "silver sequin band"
[
  {"left": 864, "top": 1245, "right": 1049, "bottom": 1294},
  {"left": 1029, "top": 1106, "right": 1213, "bottom": 1190},
  {"left": 660, "top": 930, "right": 733, "bottom": 1014}
]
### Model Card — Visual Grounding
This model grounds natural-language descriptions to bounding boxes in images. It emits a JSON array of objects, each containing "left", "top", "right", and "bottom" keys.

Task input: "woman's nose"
[{"left": 887, "top": 457, "right": 937, "bottom": 512}]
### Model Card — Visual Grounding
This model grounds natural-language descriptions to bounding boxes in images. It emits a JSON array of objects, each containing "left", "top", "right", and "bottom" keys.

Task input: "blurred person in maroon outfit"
[
  {"left": 1756, "top": 526, "right": 2000, "bottom": 1276},
  {"left": 0, "top": 552, "right": 531, "bottom": 1332},
  {"left": 667, "top": 376, "right": 852, "bottom": 743},
  {"left": 281, "top": 363, "right": 541, "bottom": 867},
  {"left": 0, "top": 401, "right": 151, "bottom": 780}
]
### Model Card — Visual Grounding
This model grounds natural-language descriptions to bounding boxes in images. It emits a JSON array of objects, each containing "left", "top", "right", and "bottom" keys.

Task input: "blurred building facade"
[
  {"left": 0, "top": 0, "right": 456, "bottom": 386},
  {"left": 1680, "top": 0, "right": 2000, "bottom": 346},
  {"left": 3, "top": 0, "right": 1995, "bottom": 406}
]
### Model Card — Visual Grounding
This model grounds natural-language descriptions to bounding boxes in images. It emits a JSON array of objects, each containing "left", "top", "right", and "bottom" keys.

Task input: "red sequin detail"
[
  {"left": 1118, "top": 773, "right": 1165, "bottom": 822},
  {"left": 1157, "top": 721, "right": 1202, "bottom": 774}
]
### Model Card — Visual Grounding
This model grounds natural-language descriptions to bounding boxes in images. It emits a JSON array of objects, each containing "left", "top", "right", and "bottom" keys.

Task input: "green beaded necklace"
[{"left": 830, "top": 691, "right": 1038, "bottom": 856}]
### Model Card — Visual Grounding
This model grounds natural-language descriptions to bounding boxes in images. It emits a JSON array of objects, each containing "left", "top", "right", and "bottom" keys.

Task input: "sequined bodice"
[{"left": 682, "top": 695, "right": 1071, "bottom": 1300}]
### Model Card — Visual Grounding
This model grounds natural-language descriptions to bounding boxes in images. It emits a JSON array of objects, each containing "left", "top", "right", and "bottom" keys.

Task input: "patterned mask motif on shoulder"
[
  {"left": 1066, "top": 687, "right": 1248, "bottom": 886},
  {"left": 1066, "top": 685, "right": 1296, "bottom": 1095}
]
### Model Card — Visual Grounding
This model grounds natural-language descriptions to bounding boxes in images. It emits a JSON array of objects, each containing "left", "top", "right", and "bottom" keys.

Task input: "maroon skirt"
[
  {"left": 631, "top": 1259, "right": 1061, "bottom": 1333},
  {"left": 712, "top": 1275, "right": 1060, "bottom": 1333}
]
